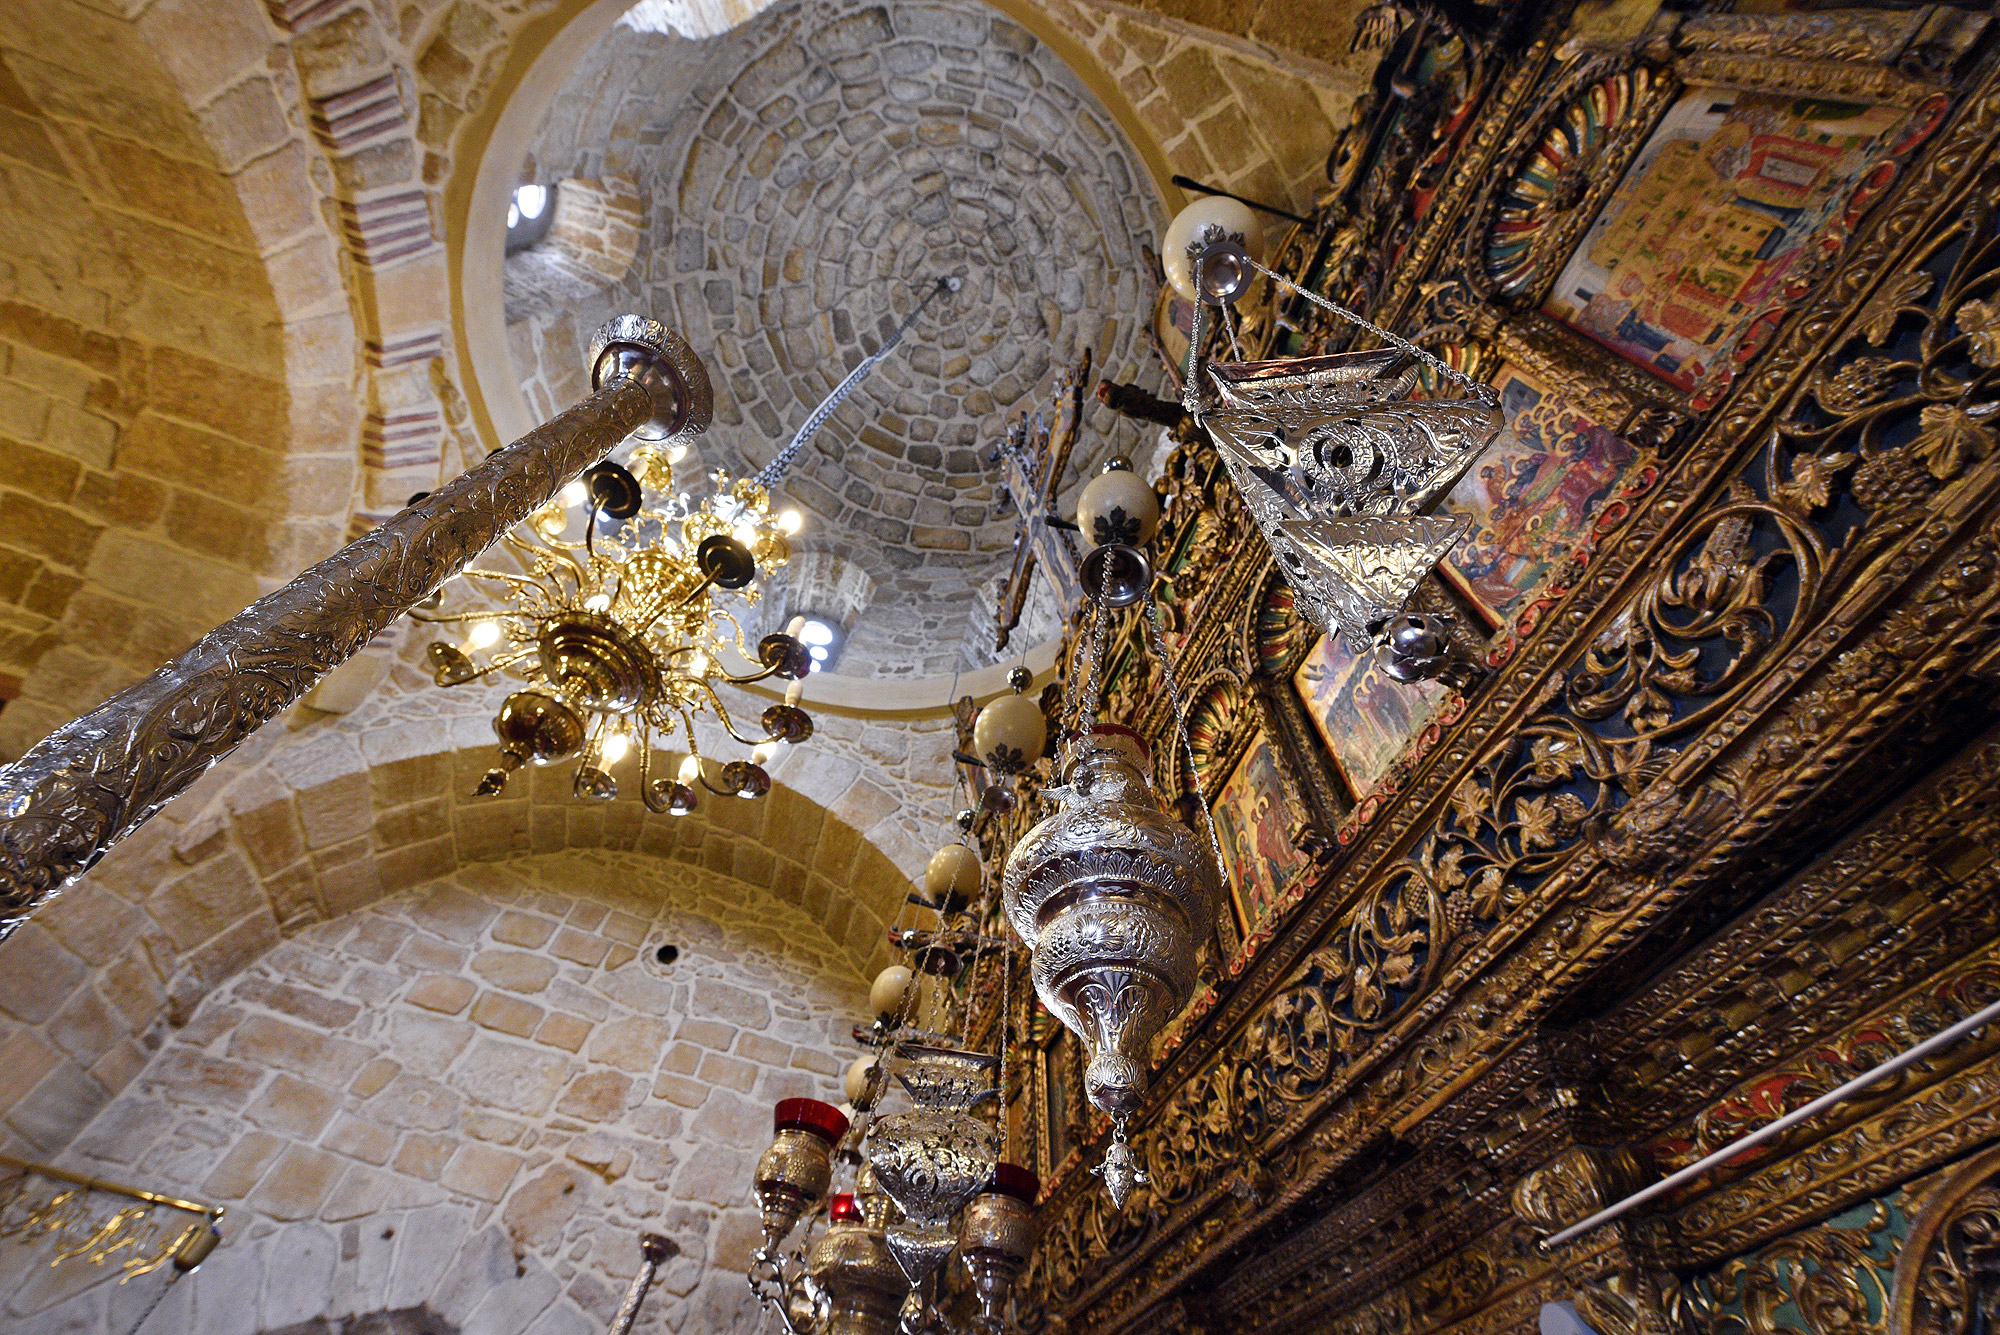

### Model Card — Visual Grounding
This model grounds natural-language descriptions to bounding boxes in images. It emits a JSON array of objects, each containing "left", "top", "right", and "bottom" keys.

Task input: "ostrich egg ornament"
[{"left": 1001, "top": 725, "right": 1219, "bottom": 1126}]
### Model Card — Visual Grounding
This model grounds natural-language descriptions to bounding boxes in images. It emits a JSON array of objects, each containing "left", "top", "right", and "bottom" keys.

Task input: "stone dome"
[{"left": 503, "top": 0, "right": 1164, "bottom": 678}]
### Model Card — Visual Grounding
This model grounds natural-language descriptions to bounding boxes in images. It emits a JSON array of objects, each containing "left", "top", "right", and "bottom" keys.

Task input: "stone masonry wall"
[
  {"left": 0, "top": 0, "right": 357, "bottom": 755},
  {"left": 0, "top": 851, "right": 869, "bottom": 1335}
]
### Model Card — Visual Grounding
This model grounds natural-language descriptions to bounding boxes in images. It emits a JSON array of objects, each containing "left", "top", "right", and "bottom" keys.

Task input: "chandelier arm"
[
  {"left": 433, "top": 648, "right": 538, "bottom": 688},
  {"left": 691, "top": 679, "right": 779, "bottom": 748},
  {"left": 751, "top": 275, "right": 961, "bottom": 491}
]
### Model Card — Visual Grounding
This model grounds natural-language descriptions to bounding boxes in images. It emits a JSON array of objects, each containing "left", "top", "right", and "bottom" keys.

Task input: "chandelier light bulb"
[
  {"left": 561, "top": 480, "right": 589, "bottom": 507},
  {"left": 779, "top": 508, "right": 804, "bottom": 534},
  {"left": 667, "top": 442, "right": 688, "bottom": 463},
  {"left": 466, "top": 620, "right": 502, "bottom": 650},
  {"left": 601, "top": 732, "right": 631, "bottom": 765},
  {"left": 678, "top": 754, "right": 702, "bottom": 785}
]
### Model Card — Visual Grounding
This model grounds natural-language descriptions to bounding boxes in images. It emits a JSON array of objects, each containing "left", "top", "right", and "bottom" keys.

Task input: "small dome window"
[{"left": 505, "top": 183, "right": 556, "bottom": 253}]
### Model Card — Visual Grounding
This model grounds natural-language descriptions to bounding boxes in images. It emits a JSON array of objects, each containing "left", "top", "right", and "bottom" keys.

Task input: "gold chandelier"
[
  {"left": 420, "top": 447, "right": 813, "bottom": 813},
  {"left": 417, "top": 285, "right": 959, "bottom": 812}
]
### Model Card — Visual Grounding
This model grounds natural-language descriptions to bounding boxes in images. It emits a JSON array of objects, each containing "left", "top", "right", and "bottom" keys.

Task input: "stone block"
[
  {"left": 696, "top": 1051, "right": 758, "bottom": 1095},
  {"left": 0, "top": 922, "right": 87, "bottom": 1023},
  {"left": 407, "top": 973, "right": 475, "bottom": 1014},
  {"left": 491, "top": 910, "right": 556, "bottom": 949},
  {"left": 652, "top": 1073, "right": 708, "bottom": 1109},
  {"left": 408, "top": 886, "right": 500, "bottom": 943},
  {"left": 0, "top": 1026, "right": 62, "bottom": 1112},
  {"left": 694, "top": 978, "right": 771, "bottom": 1029},
  {"left": 736, "top": 1032, "right": 791, "bottom": 1068},
  {"left": 471, "top": 949, "right": 558, "bottom": 994},
  {"left": 534, "top": 1012, "right": 591, "bottom": 1053},
  {"left": 149, "top": 1047, "right": 263, "bottom": 1109},
  {"left": 470, "top": 991, "right": 544, "bottom": 1038},
  {"left": 449, "top": 1037, "right": 576, "bottom": 1116},
  {"left": 47, "top": 985, "right": 126, "bottom": 1067},
  {"left": 230, "top": 1015, "right": 370, "bottom": 1086},
  {"left": 555, "top": 1070, "right": 633, "bottom": 1123},
  {"left": 393, "top": 1132, "right": 454, "bottom": 1181},
  {"left": 248, "top": 1144, "right": 346, "bottom": 1221},
  {"left": 203, "top": 1129, "right": 283, "bottom": 1199},
  {"left": 388, "top": 1010, "right": 474, "bottom": 1075},
  {"left": 344, "top": 917, "right": 412, "bottom": 963},
  {"left": 237, "top": 977, "right": 361, "bottom": 1031},
  {"left": 398, "top": 932, "right": 470, "bottom": 973},
  {"left": 587, "top": 1016, "right": 672, "bottom": 1074},
  {"left": 441, "top": 1143, "right": 522, "bottom": 1203},
  {"left": 248, "top": 1073, "right": 338, "bottom": 1138},
  {"left": 349, "top": 1056, "right": 400, "bottom": 1098},
  {"left": 369, "top": 1072, "right": 461, "bottom": 1132},
  {"left": 502, "top": 1164, "right": 588, "bottom": 1248},
  {"left": 323, "top": 1112, "right": 397, "bottom": 1166},
  {"left": 296, "top": 771, "right": 373, "bottom": 851},
  {"left": 320, "top": 1165, "right": 395, "bottom": 1222},
  {"left": 548, "top": 927, "right": 609, "bottom": 968}
]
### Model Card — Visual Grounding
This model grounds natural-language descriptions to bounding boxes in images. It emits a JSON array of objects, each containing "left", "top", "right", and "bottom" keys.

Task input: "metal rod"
[
  {"left": 0, "top": 319, "right": 706, "bottom": 929},
  {"left": 1170, "top": 174, "right": 1311, "bottom": 225},
  {"left": 1537, "top": 993, "right": 2000, "bottom": 1251},
  {"left": 609, "top": 1233, "right": 679, "bottom": 1335},
  {"left": 0, "top": 1151, "right": 218, "bottom": 1218}
]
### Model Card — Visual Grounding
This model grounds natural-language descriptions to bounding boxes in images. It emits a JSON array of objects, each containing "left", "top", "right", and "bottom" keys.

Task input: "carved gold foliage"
[
  {"left": 1894, "top": 1147, "right": 2000, "bottom": 1335},
  {"left": 1681, "top": 1199, "right": 1899, "bottom": 1335}
]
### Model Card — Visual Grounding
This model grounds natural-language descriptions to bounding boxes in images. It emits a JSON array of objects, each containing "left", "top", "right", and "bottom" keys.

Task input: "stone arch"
[
  {"left": 0, "top": 727, "right": 911, "bottom": 1160},
  {"left": 0, "top": 848, "right": 870, "bottom": 1335},
  {"left": 0, "top": 0, "right": 364, "bottom": 757}
]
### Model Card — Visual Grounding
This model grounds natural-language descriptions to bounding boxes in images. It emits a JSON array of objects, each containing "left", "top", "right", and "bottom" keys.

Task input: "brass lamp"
[
  {"left": 755, "top": 1098, "right": 851, "bottom": 1257},
  {"left": 806, "top": 1189, "right": 910, "bottom": 1335},
  {"left": 959, "top": 1163, "right": 1038, "bottom": 1332}
]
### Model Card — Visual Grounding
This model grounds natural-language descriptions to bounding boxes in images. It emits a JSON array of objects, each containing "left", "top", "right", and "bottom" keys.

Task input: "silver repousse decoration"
[
  {"left": 891, "top": 1040, "right": 999, "bottom": 1113},
  {"left": 1178, "top": 240, "right": 1504, "bottom": 677},
  {"left": 1200, "top": 348, "right": 1499, "bottom": 654},
  {"left": 865, "top": 1109, "right": 1000, "bottom": 1284},
  {"left": 1001, "top": 726, "right": 1220, "bottom": 1154}
]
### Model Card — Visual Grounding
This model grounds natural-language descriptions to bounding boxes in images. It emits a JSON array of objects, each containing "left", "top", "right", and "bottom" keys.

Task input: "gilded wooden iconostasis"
[{"left": 962, "top": 3, "right": 2000, "bottom": 1335}]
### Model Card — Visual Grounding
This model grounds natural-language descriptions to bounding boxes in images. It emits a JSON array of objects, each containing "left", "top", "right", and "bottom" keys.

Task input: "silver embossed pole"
[
  {"left": 0, "top": 317, "right": 712, "bottom": 929},
  {"left": 608, "top": 1233, "right": 679, "bottom": 1335}
]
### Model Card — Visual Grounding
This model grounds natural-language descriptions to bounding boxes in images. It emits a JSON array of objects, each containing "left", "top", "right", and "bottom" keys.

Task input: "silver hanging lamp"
[{"left": 1167, "top": 198, "right": 1503, "bottom": 682}]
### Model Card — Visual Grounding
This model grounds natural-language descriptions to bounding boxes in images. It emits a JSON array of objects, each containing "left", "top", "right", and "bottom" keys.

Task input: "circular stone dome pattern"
[{"left": 516, "top": 0, "right": 1163, "bottom": 677}]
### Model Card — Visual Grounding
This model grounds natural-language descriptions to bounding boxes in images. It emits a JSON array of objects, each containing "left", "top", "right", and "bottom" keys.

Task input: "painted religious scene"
[
  {"left": 1211, "top": 732, "right": 1311, "bottom": 935},
  {"left": 1294, "top": 634, "right": 1450, "bottom": 798},
  {"left": 1545, "top": 90, "right": 1914, "bottom": 391},
  {"left": 1442, "top": 365, "right": 1645, "bottom": 624}
]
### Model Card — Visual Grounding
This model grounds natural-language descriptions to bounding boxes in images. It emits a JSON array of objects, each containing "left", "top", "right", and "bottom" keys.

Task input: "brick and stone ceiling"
[{"left": 507, "top": 0, "right": 1164, "bottom": 679}]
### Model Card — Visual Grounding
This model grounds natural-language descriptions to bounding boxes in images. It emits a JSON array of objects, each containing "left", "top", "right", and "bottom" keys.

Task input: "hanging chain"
[
  {"left": 995, "top": 929, "right": 1014, "bottom": 1162},
  {"left": 754, "top": 276, "right": 960, "bottom": 490},
  {"left": 1245, "top": 256, "right": 1494, "bottom": 403},
  {"left": 1141, "top": 586, "right": 1229, "bottom": 891},
  {"left": 1065, "top": 596, "right": 1113, "bottom": 752},
  {"left": 1176, "top": 246, "right": 1494, "bottom": 409}
]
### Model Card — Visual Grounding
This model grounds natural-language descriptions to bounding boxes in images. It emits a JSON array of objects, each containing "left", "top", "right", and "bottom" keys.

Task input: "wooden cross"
[{"left": 992, "top": 349, "right": 1090, "bottom": 653}]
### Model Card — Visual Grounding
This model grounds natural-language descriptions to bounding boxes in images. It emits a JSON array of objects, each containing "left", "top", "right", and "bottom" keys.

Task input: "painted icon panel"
[
  {"left": 1545, "top": 90, "right": 1912, "bottom": 391},
  {"left": 1441, "top": 365, "right": 1644, "bottom": 625},
  {"left": 1212, "top": 731, "right": 1310, "bottom": 935},
  {"left": 1293, "top": 634, "right": 1448, "bottom": 798}
]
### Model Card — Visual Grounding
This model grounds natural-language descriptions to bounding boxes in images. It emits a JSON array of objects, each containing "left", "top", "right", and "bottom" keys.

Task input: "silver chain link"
[
  {"left": 754, "top": 277, "right": 958, "bottom": 490},
  {"left": 1141, "top": 586, "right": 1229, "bottom": 891},
  {"left": 1247, "top": 256, "right": 1495, "bottom": 403}
]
